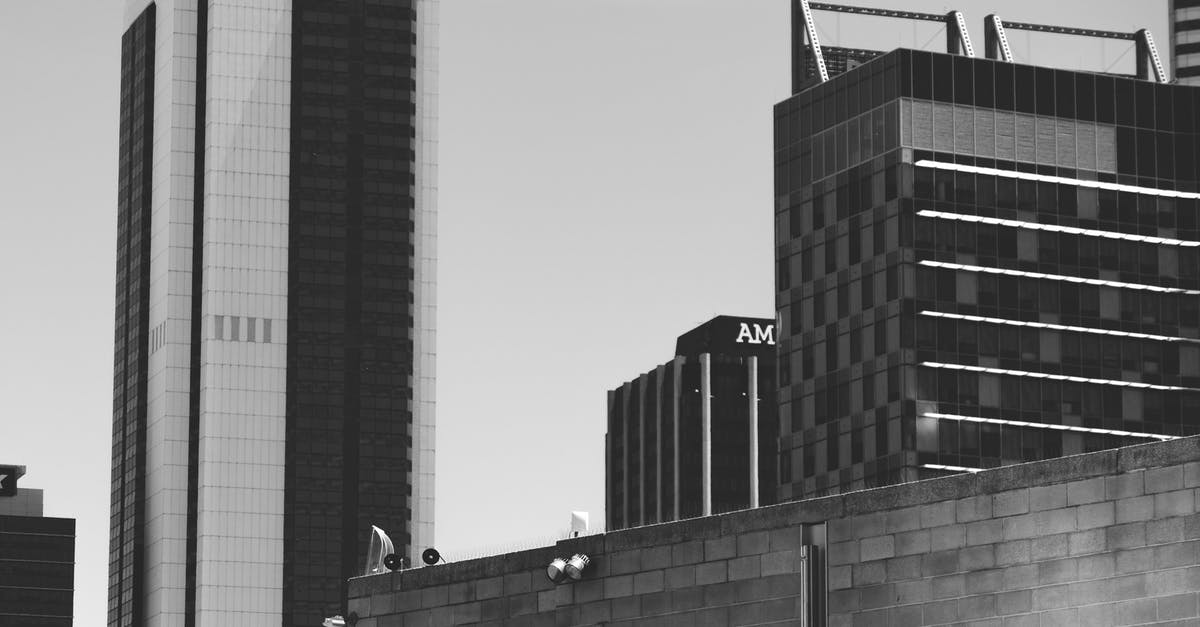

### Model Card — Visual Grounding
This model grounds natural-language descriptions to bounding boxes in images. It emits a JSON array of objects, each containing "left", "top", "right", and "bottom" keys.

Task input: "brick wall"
[{"left": 348, "top": 437, "right": 1200, "bottom": 626}]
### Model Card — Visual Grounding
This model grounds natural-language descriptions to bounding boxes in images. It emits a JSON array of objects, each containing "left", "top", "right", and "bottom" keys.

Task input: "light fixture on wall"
[{"left": 546, "top": 553, "right": 591, "bottom": 584}]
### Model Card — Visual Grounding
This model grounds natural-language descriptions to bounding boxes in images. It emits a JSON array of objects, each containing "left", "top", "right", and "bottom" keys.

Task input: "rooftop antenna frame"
[
  {"left": 792, "top": 0, "right": 976, "bottom": 93},
  {"left": 983, "top": 15, "right": 1168, "bottom": 83}
]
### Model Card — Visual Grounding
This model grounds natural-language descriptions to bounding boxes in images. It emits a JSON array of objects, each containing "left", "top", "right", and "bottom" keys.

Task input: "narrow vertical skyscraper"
[
  {"left": 1173, "top": 0, "right": 1200, "bottom": 85},
  {"left": 110, "top": 1, "right": 437, "bottom": 625}
]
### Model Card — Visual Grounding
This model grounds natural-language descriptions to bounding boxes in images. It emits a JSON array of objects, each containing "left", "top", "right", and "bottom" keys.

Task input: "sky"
[{"left": 0, "top": 0, "right": 1171, "bottom": 624}]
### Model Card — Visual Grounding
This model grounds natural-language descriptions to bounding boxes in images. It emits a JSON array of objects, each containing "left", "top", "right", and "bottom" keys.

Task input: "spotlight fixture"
[
  {"left": 546, "top": 557, "right": 568, "bottom": 583},
  {"left": 564, "top": 554, "right": 590, "bottom": 581},
  {"left": 422, "top": 547, "right": 444, "bottom": 566}
]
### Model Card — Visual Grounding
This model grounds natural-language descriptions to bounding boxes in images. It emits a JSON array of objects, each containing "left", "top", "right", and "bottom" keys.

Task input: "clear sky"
[{"left": 0, "top": 1, "right": 1170, "bottom": 624}]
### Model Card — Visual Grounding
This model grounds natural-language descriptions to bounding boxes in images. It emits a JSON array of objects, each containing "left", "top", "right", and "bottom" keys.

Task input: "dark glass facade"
[
  {"left": 775, "top": 49, "right": 1200, "bottom": 499},
  {"left": 110, "top": 7, "right": 154, "bottom": 627},
  {"left": 607, "top": 317, "right": 779, "bottom": 530},
  {"left": 284, "top": 2, "right": 419, "bottom": 623},
  {"left": 0, "top": 515, "right": 75, "bottom": 626}
]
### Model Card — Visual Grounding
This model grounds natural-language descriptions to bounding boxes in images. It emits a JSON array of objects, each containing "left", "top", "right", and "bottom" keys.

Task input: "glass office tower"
[
  {"left": 607, "top": 316, "right": 779, "bottom": 530},
  {"left": 774, "top": 49, "right": 1200, "bottom": 500},
  {"left": 111, "top": 1, "right": 438, "bottom": 625},
  {"left": 1174, "top": 0, "right": 1200, "bottom": 85}
]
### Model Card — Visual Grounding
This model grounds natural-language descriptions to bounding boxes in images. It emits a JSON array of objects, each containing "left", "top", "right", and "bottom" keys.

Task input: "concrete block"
[
  {"left": 1110, "top": 572, "right": 1149, "bottom": 601},
  {"left": 1118, "top": 549, "right": 1155, "bottom": 577},
  {"left": 1146, "top": 466, "right": 1184, "bottom": 494},
  {"left": 476, "top": 576, "right": 504, "bottom": 600},
  {"left": 669, "top": 586, "right": 702, "bottom": 612},
  {"left": 1115, "top": 495, "right": 1154, "bottom": 523},
  {"left": 768, "top": 526, "right": 805, "bottom": 551},
  {"left": 1106, "top": 471, "right": 1144, "bottom": 500},
  {"left": 503, "top": 572, "right": 531, "bottom": 595},
  {"left": 1034, "top": 607, "right": 1078, "bottom": 625},
  {"left": 1148, "top": 516, "right": 1185, "bottom": 544},
  {"left": 1155, "top": 489, "right": 1196, "bottom": 518},
  {"left": 642, "top": 545, "right": 671, "bottom": 571},
  {"left": 730, "top": 597, "right": 797, "bottom": 625},
  {"left": 829, "top": 540, "right": 858, "bottom": 565},
  {"left": 664, "top": 564, "right": 695, "bottom": 590},
  {"left": 610, "top": 594, "right": 641, "bottom": 620},
  {"left": 960, "top": 545, "right": 996, "bottom": 570},
  {"left": 603, "top": 575, "right": 633, "bottom": 599},
  {"left": 854, "top": 512, "right": 887, "bottom": 538},
  {"left": 1185, "top": 462, "right": 1200, "bottom": 488},
  {"left": 1112, "top": 598, "right": 1158, "bottom": 625},
  {"left": 966, "top": 519, "right": 1004, "bottom": 545},
  {"left": 1066, "top": 477, "right": 1106, "bottom": 505},
  {"left": 1031, "top": 533, "right": 1069, "bottom": 561},
  {"left": 728, "top": 555, "right": 761, "bottom": 581},
  {"left": 1076, "top": 502, "right": 1115, "bottom": 530},
  {"left": 1002, "top": 513, "right": 1037, "bottom": 540},
  {"left": 886, "top": 506, "right": 923, "bottom": 533},
  {"left": 828, "top": 589, "right": 860, "bottom": 614},
  {"left": 922, "top": 550, "right": 959, "bottom": 576},
  {"left": 537, "top": 590, "right": 556, "bottom": 613},
  {"left": 850, "top": 608, "right": 887, "bottom": 627},
  {"left": 886, "top": 555, "right": 923, "bottom": 582},
  {"left": 1038, "top": 557, "right": 1079, "bottom": 585},
  {"left": 918, "top": 526, "right": 959, "bottom": 555},
  {"left": 1036, "top": 508, "right": 1079, "bottom": 535},
  {"left": 957, "top": 495, "right": 993, "bottom": 522},
  {"left": 860, "top": 583, "right": 896, "bottom": 609},
  {"left": 1187, "top": 513, "right": 1200, "bottom": 540},
  {"left": 633, "top": 570, "right": 664, "bottom": 595},
  {"left": 860, "top": 535, "right": 896, "bottom": 561},
  {"left": 640, "top": 590, "right": 669, "bottom": 616},
  {"left": 895, "top": 529, "right": 931, "bottom": 556},
  {"left": 1076, "top": 553, "right": 1116, "bottom": 581},
  {"left": 704, "top": 536, "right": 736, "bottom": 561},
  {"left": 959, "top": 593, "right": 997, "bottom": 620},
  {"left": 671, "top": 540, "right": 704, "bottom": 566},
  {"left": 578, "top": 599, "right": 611, "bottom": 624},
  {"left": 1158, "top": 592, "right": 1199, "bottom": 620},
  {"left": 447, "top": 582, "right": 473, "bottom": 605},
  {"left": 1029, "top": 484, "right": 1067, "bottom": 512},
  {"left": 479, "top": 597, "right": 507, "bottom": 621},
  {"left": 761, "top": 549, "right": 801, "bottom": 577},
  {"left": 894, "top": 579, "right": 931, "bottom": 605},
  {"left": 995, "top": 540, "right": 1031, "bottom": 566},
  {"left": 922, "top": 501, "right": 956, "bottom": 528},
  {"left": 854, "top": 560, "right": 886, "bottom": 586},
  {"left": 736, "top": 530, "right": 770, "bottom": 556},
  {"left": 452, "top": 601, "right": 483, "bottom": 624},
  {"left": 1001, "top": 614, "right": 1039, "bottom": 627},
  {"left": 887, "top": 603, "right": 923, "bottom": 627},
  {"left": 1156, "top": 540, "right": 1199, "bottom": 569},
  {"left": 828, "top": 518, "right": 854, "bottom": 543},
  {"left": 1031, "top": 583, "right": 1071, "bottom": 610},
  {"left": 419, "top": 585, "right": 448, "bottom": 609},
  {"left": 965, "top": 568, "right": 1003, "bottom": 594},
  {"left": 1147, "top": 566, "right": 1200, "bottom": 595},
  {"left": 509, "top": 591, "right": 537, "bottom": 616},
  {"left": 1068, "top": 529, "right": 1106, "bottom": 556},
  {"left": 996, "top": 589, "right": 1032, "bottom": 615},
  {"left": 694, "top": 561, "right": 727, "bottom": 585},
  {"left": 923, "top": 599, "right": 958, "bottom": 624},
  {"left": 1067, "top": 578, "right": 1112, "bottom": 606},
  {"left": 1000, "top": 564, "right": 1038, "bottom": 591},
  {"left": 829, "top": 564, "right": 852, "bottom": 590},
  {"left": 993, "top": 489, "right": 1029, "bottom": 517},
  {"left": 573, "top": 578, "right": 603, "bottom": 603},
  {"left": 1107, "top": 522, "right": 1147, "bottom": 550},
  {"left": 931, "top": 573, "right": 965, "bottom": 599}
]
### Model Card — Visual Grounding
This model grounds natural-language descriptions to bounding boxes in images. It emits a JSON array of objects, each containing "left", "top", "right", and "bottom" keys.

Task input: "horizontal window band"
[
  {"left": 917, "top": 260, "right": 1200, "bottom": 295},
  {"left": 915, "top": 209, "right": 1200, "bottom": 248},
  {"left": 919, "top": 361, "right": 1200, "bottom": 392},
  {"left": 918, "top": 310, "right": 1200, "bottom": 344},
  {"left": 923, "top": 411, "right": 1179, "bottom": 441},
  {"left": 921, "top": 463, "right": 983, "bottom": 473},
  {"left": 913, "top": 159, "right": 1200, "bottom": 200}
]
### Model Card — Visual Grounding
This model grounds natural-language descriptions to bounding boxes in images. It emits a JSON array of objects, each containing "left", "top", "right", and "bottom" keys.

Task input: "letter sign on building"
[{"left": 736, "top": 322, "right": 776, "bottom": 345}]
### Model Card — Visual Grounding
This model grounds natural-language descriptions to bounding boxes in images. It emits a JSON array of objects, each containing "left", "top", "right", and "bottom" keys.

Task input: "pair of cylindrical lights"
[{"left": 546, "top": 553, "right": 590, "bottom": 583}]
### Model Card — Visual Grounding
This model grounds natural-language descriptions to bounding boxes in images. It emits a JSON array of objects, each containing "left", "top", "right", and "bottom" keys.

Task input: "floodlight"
[
  {"left": 564, "top": 553, "right": 591, "bottom": 581},
  {"left": 546, "top": 557, "right": 568, "bottom": 583}
]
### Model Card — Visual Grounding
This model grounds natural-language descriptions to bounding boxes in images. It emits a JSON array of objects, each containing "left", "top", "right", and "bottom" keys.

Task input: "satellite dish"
[
  {"left": 422, "top": 547, "right": 443, "bottom": 565},
  {"left": 363, "top": 525, "right": 396, "bottom": 575},
  {"left": 570, "top": 511, "right": 589, "bottom": 537}
]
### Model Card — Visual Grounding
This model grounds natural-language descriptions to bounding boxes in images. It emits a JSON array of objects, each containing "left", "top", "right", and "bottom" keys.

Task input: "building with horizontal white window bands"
[
  {"left": 776, "top": 27, "right": 1200, "bottom": 499},
  {"left": 110, "top": 1, "right": 437, "bottom": 625},
  {"left": 606, "top": 316, "right": 779, "bottom": 530},
  {"left": 1173, "top": 0, "right": 1200, "bottom": 85}
]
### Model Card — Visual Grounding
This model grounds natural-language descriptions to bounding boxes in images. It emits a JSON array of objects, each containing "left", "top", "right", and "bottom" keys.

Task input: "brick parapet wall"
[{"left": 349, "top": 437, "right": 1200, "bottom": 626}]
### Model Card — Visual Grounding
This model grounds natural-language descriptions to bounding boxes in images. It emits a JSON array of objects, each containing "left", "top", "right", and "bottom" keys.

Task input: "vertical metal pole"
[
  {"left": 799, "top": 545, "right": 810, "bottom": 627},
  {"left": 655, "top": 364, "right": 664, "bottom": 524},
  {"left": 700, "top": 352, "right": 712, "bottom": 517},
  {"left": 673, "top": 358, "right": 682, "bottom": 521},
  {"left": 748, "top": 356, "right": 760, "bottom": 508},
  {"left": 637, "top": 377, "right": 646, "bottom": 527}
]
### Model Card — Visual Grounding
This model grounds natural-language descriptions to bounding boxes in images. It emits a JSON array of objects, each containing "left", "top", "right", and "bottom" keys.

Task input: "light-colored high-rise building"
[
  {"left": 109, "top": 1, "right": 437, "bottom": 625},
  {"left": 1173, "top": 0, "right": 1200, "bottom": 84}
]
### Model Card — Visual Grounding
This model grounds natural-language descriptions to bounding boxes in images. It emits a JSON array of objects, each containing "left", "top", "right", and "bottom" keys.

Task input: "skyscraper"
[
  {"left": 1, "top": 465, "right": 75, "bottom": 625},
  {"left": 111, "top": 1, "right": 437, "bottom": 624},
  {"left": 606, "top": 316, "right": 779, "bottom": 530},
  {"left": 1173, "top": 0, "right": 1200, "bottom": 85},
  {"left": 776, "top": 3, "right": 1199, "bottom": 500}
]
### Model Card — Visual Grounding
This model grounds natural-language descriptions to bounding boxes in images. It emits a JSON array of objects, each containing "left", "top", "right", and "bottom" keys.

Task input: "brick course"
[{"left": 349, "top": 437, "right": 1200, "bottom": 626}]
